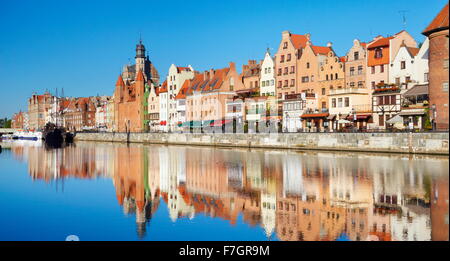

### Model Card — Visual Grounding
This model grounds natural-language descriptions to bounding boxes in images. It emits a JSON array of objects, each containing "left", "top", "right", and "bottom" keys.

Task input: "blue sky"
[{"left": 0, "top": 0, "right": 447, "bottom": 118}]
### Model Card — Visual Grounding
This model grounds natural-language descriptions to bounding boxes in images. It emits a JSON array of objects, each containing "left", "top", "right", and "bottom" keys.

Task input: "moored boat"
[{"left": 12, "top": 130, "right": 43, "bottom": 141}]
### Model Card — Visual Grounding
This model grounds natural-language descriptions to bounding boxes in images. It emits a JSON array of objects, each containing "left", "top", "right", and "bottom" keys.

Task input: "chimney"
[
  {"left": 209, "top": 68, "right": 215, "bottom": 80},
  {"left": 229, "top": 62, "right": 236, "bottom": 72},
  {"left": 327, "top": 42, "right": 333, "bottom": 48},
  {"left": 203, "top": 70, "right": 209, "bottom": 80}
]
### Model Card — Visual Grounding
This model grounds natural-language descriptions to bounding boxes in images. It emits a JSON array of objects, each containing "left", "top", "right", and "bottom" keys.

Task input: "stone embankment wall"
[{"left": 74, "top": 132, "right": 449, "bottom": 155}]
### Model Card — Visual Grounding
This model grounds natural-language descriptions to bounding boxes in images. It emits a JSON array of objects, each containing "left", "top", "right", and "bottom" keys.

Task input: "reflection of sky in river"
[{"left": 0, "top": 141, "right": 448, "bottom": 241}]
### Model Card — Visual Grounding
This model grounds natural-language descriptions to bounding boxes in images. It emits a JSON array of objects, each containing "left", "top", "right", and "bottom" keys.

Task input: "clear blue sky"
[{"left": 0, "top": 0, "right": 447, "bottom": 118}]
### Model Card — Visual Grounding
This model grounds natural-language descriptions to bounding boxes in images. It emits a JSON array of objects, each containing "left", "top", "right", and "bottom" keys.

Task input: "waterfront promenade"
[{"left": 75, "top": 132, "right": 449, "bottom": 155}]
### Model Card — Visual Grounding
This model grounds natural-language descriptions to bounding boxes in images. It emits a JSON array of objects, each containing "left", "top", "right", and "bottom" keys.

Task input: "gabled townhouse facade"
[
  {"left": 163, "top": 64, "right": 195, "bottom": 132},
  {"left": 389, "top": 42, "right": 422, "bottom": 86},
  {"left": 260, "top": 50, "right": 276, "bottom": 97},
  {"left": 297, "top": 41, "right": 330, "bottom": 96},
  {"left": 275, "top": 31, "right": 309, "bottom": 101},
  {"left": 328, "top": 39, "right": 373, "bottom": 130},
  {"left": 158, "top": 80, "right": 169, "bottom": 131}
]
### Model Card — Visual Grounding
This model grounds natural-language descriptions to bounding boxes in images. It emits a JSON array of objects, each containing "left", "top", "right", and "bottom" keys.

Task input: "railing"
[{"left": 329, "top": 88, "right": 368, "bottom": 95}]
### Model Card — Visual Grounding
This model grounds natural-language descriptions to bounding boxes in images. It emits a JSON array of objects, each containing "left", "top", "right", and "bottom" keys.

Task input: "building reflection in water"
[{"left": 10, "top": 141, "right": 449, "bottom": 241}]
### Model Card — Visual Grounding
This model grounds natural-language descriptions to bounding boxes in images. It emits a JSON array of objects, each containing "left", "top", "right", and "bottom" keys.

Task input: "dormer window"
[{"left": 375, "top": 48, "right": 383, "bottom": 58}]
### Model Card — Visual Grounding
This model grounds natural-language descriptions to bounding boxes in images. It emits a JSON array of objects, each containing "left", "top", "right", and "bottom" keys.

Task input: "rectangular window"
[
  {"left": 424, "top": 73, "right": 429, "bottom": 82},
  {"left": 371, "top": 66, "right": 375, "bottom": 74},
  {"left": 375, "top": 48, "right": 383, "bottom": 58},
  {"left": 345, "top": 97, "right": 350, "bottom": 107},
  {"left": 379, "top": 114, "right": 384, "bottom": 126},
  {"left": 443, "top": 82, "right": 449, "bottom": 92},
  {"left": 322, "top": 88, "right": 326, "bottom": 95},
  {"left": 280, "top": 55, "right": 285, "bottom": 62},
  {"left": 354, "top": 52, "right": 359, "bottom": 60},
  {"left": 332, "top": 98, "right": 336, "bottom": 108},
  {"left": 284, "top": 67, "right": 288, "bottom": 75},
  {"left": 371, "top": 81, "right": 376, "bottom": 89},
  {"left": 378, "top": 96, "right": 384, "bottom": 105},
  {"left": 290, "top": 79, "right": 295, "bottom": 87},
  {"left": 358, "top": 81, "right": 363, "bottom": 88},
  {"left": 380, "top": 65, "right": 384, "bottom": 73},
  {"left": 395, "top": 77, "right": 400, "bottom": 86},
  {"left": 278, "top": 68, "right": 282, "bottom": 76},
  {"left": 338, "top": 98, "right": 343, "bottom": 107},
  {"left": 287, "top": 54, "right": 291, "bottom": 61},
  {"left": 290, "top": 66, "right": 295, "bottom": 74},
  {"left": 401, "top": 61, "right": 406, "bottom": 69},
  {"left": 357, "top": 66, "right": 363, "bottom": 75},
  {"left": 350, "top": 67, "right": 355, "bottom": 76}
]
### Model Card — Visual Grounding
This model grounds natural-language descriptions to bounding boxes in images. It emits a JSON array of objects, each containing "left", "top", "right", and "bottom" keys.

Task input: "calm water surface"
[{"left": 0, "top": 140, "right": 448, "bottom": 241}]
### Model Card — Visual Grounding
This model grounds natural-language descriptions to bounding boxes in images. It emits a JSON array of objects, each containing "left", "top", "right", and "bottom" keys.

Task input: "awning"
[
  {"left": 301, "top": 113, "right": 329, "bottom": 119},
  {"left": 399, "top": 109, "right": 426, "bottom": 116},
  {"left": 327, "top": 114, "right": 336, "bottom": 120},
  {"left": 386, "top": 114, "right": 403, "bottom": 124},
  {"left": 403, "top": 84, "right": 428, "bottom": 97},
  {"left": 181, "top": 121, "right": 203, "bottom": 127},
  {"left": 210, "top": 119, "right": 232, "bottom": 127},
  {"left": 346, "top": 114, "right": 372, "bottom": 120}
]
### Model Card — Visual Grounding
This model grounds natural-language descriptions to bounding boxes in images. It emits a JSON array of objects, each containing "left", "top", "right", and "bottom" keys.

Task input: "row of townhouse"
[
  {"left": 12, "top": 4, "right": 447, "bottom": 133},
  {"left": 14, "top": 93, "right": 112, "bottom": 131},
  {"left": 115, "top": 3, "right": 445, "bottom": 133}
]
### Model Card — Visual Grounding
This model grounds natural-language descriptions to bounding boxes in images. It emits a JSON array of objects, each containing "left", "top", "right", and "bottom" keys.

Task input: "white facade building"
[
  {"left": 165, "top": 64, "right": 194, "bottom": 132},
  {"left": 389, "top": 38, "right": 429, "bottom": 86},
  {"left": 260, "top": 50, "right": 276, "bottom": 96}
]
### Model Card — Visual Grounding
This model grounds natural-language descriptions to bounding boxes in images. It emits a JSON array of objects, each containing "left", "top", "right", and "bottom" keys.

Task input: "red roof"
[
  {"left": 406, "top": 47, "right": 420, "bottom": 57},
  {"left": 423, "top": 3, "right": 449, "bottom": 35},
  {"left": 185, "top": 66, "right": 231, "bottom": 95},
  {"left": 175, "top": 79, "right": 190, "bottom": 99},
  {"left": 136, "top": 69, "right": 144, "bottom": 81},
  {"left": 339, "top": 56, "right": 346, "bottom": 63},
  {"left": 368, "top": 36, "right": 393, "bottom": 49},
  {"left": 115, "top": 75, "right": 125, "bottom": 86},
  {"left": 291, "top": 34, "right": 308, "bottom": 49},
  {"left": 311, "top": 45, "right": 332, "bottom": 55},
  {"left": 177, "top": 66, "right": 191, "bottom": 73},
  {"left": 159, "top": 80, "right": 168, "bottom": 93}
]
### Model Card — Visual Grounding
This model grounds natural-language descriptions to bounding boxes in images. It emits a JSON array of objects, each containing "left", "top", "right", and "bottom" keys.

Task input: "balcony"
[{"left": 329, "top": 88, "right": 368, "bottom": 95}]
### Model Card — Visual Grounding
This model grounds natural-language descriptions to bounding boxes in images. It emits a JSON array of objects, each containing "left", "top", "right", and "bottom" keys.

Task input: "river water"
[{"left": 0, "top": 140, "right": 448, "bottom": 241}]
